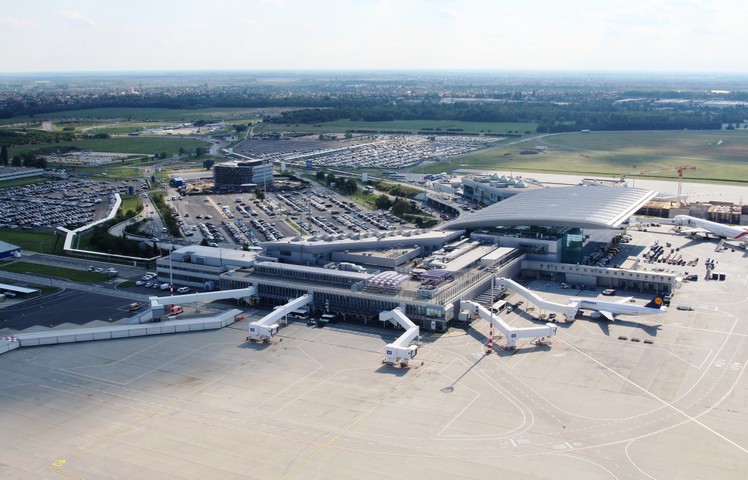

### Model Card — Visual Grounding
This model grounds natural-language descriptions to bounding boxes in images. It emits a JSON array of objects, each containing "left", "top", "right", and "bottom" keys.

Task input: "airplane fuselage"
[
  {"left": 673, "top": 215, "right": 748, "bottom": 240},
  {"left": 573, "top": 298, "right": 665, "bottom": 317}
]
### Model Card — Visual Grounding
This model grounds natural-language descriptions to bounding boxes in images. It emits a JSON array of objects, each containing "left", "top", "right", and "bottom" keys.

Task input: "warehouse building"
[{"left": 0, "top": 241, "right": 21, "bottom": 261}]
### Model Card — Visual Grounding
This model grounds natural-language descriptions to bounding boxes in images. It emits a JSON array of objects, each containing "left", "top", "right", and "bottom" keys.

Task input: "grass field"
[
  {"left": 258, "top": 120, "right": 537, "bottom": 135},
  {"left": 0, "top": 177, "right": 52, "bottom": 188},
  {"left": 0, "top": 261, "right": 108, "bottom": 282},
  {"left": 8, "top": 136, "right": 208, "bottom": 158},
  {"left": 120, "top": 195, "right": 142, "bottom": 214},
  {"left": 421, "top": 130, "right": 748, "bottom": 184},
  {"left": 7, "top": 107, "right": 288, "bottom": 123},
  {"left": 0, "top": 229, "right": 64, "bottom": 255},
  {"left": 351, "top": 189, "right": 378, "bottom": 207}
]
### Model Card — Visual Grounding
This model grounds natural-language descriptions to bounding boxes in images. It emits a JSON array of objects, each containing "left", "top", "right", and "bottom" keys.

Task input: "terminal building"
[
  {"left": 156, "top": 185, "right": 677, "bottom": 332},
  {"left": 460, "top": 174, "right": 543, "bottom": 205},
  {"left": 439, "top": 184, "right": 658, "bottom": 265},
  {"left": 213, "top": 160, "right": 273, "bottom": 192}
]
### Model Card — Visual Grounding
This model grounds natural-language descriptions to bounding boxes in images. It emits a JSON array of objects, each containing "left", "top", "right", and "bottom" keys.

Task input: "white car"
[{"left": 176, "top": 286, "right": 190, "bottom": 294}]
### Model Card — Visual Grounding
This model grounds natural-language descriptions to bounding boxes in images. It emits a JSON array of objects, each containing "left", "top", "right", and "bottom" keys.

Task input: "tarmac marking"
[
  {"left": 280, "top": 358, "right": 433, "bottom": 480},
  {"left": 59, "top": 340, "right": 238, "bottom": 386},
  {"left": 259, "top": 344, "right": 325, "bottom": 415},
  {"left": 549, "top": 453, "right": 622, "bottom": 480},
  {"left": 557, "top": 337, "right": 748, "bottom": 456},
  {"left": 624, "top": 440, "right": 658, "bottom": 480},
  {"left": 49, "top": 349, "right": 271, "bottom": 479}
]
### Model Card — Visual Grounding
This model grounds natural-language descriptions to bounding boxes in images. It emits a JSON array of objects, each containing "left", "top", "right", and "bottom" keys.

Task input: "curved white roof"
[{"left": 441, "top": 185, "right": 657, "bottom": 230}]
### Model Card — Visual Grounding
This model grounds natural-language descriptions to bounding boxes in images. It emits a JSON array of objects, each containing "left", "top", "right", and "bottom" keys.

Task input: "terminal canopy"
[{"left": 441, "top": 185, "right": 657, "bottom": 230}]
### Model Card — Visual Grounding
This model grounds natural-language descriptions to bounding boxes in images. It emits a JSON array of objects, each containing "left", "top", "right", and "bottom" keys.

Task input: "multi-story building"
[{"left": 213, "top": 160, "right": 273, "bottom": 192}]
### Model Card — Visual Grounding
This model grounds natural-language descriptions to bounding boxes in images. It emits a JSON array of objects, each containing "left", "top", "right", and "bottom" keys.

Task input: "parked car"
[
  {"left": 176, "top": 286, "right": 190, "bottom": 294},
  {"left": 602, "top": 289, "right": 616, "bottom": 296},
  {"left": 128, "top": 303, "right": 141, "bottom": 311}
]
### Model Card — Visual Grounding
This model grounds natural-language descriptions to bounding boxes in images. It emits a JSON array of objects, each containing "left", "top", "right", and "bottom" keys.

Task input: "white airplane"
[
  {"left": 673, "top": 215, "right": 748, "bottom": 240},
  {"left": 567, "top": 293, "right": 667, "bottom": 321}
]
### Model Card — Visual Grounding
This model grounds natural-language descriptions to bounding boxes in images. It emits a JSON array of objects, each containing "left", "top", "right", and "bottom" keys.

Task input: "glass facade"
[{"left": 213, "top": 161, "right": 273, "bottom": 192}]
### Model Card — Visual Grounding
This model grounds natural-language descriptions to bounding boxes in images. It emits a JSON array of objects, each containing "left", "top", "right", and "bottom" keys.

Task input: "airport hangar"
[{"left": 157, "top": 185, "right": 676, "bottom": 332}]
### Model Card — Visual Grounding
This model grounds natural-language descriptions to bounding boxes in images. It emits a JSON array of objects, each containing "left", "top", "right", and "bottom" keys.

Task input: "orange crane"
[{"left": 639, "top": 165, "right": 695, "bottom": 198}]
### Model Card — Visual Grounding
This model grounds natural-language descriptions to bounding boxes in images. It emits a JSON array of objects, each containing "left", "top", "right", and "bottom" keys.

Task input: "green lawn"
[
  {"left": 12, "top": 107, "right": 278, "bottom": 122},
  {"left": 0, "top": 177, "right": 52, "bottom": 188},
  {"left": 120, "top": 195, "right": 142, "bottom": 214},
  {"left": 421, "top": 130, "right": 748, "bottom": 184},
  {"left": 258, "top": 120, "right": 537, "bottom": 135},
  {"left": 0, "top": 261, "right": 108, "bottom": 282},
  {"left": 0, "top": 229, "right": 64, "bottom": 255},
  {"left": 9, "top": 136, "right": 208, "bottom": 158}
]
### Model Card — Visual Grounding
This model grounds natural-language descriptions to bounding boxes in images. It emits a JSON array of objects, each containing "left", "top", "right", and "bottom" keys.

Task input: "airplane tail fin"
[{"left": 645, "top": 293, "right": 666, "bottom": 309}]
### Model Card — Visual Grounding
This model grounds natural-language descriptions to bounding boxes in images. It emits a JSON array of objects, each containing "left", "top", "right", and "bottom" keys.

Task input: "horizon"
[{"left": 3, "top": 68, "right": 748, "bottom": 78}]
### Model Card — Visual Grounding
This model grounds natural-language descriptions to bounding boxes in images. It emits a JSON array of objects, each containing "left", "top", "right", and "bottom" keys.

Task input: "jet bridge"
[
  {"left": 247, "top": 294, "right": 313, "bottom": 342},
  {"left": 494, "top": 277, "right": 578, "bottom": 320},
  {"left": 149, "top": 286, "right": 257, "bottom": 309},
  {"left": 379, "top": 308, "right": 420, "bottom": 366},
  {"left": 461, "top": 300, "right": 557, "bottom": 350}
]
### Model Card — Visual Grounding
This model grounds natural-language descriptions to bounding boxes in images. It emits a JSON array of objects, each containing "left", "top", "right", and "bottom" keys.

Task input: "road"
[{"left": 0, "top": 288, "right": 136, "bottom": 332}]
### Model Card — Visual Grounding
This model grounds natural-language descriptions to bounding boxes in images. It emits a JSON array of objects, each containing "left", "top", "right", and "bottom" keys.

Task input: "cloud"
[
  {"left": 61, "top": 10, "right": 97, "bottom": 29},
  {"left": 0, "top": 16, "right": 38, "bottom": 29}
]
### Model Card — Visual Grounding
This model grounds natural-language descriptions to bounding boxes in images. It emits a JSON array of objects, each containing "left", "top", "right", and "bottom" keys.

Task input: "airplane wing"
[
  {"left": 598, "top": 310, "right": 616, "bottom": 321},
  {"left": 680, "top": 227, "right": 709, "bottom": 235},
  {"left": 616, "top": 297, "right": 634, "bottom": 304}
]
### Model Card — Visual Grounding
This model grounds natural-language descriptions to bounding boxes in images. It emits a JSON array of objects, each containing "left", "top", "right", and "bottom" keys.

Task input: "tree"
[
  {"left": 326, "top": 172, "right": 336, "bottom": 185},
  {"left": 344, "top": 178, "right": 358, "bottom": 194},
  {"left": 178, "top": 147, "right": 186, "bottom": 156},
  {"left": 0, "top": 145, "right": 8, "bottom": 166},
  {"left": 195, "top": 146, "right": 205, "bottom": 156},
  {"left": 315, "top": 170, "right": 326, "bottom": 181},
  {"left": 391, "top": 198, "right": 410, "bottom": 216},
  {"left": 11, "top": 155, "right": 21, "bottom": 167},
  {"left": 375, "top": 194, "right": 392, "bottom": 209},
  {"left": 255, "top": 190, "right": 265, "bottom": 201}
]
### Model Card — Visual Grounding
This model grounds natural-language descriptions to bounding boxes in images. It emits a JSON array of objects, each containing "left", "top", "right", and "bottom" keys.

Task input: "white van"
[
  {"left": 160, "top": 283, "right": 170, "bottom": 290},
  {"left": 491, "top": 300, "right": 507, "bottom": 314}
]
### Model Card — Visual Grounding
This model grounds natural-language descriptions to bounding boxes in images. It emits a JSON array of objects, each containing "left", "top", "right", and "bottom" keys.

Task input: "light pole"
[{"left": 168, "top": 234, "right": 174, "bottom": 296}]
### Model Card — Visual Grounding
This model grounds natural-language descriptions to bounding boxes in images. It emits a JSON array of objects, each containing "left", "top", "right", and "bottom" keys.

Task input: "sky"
[{"left": 1, "top": 0, "right": 747, "bottom": 74}]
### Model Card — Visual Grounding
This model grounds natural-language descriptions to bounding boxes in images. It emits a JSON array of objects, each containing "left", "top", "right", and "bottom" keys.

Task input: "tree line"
[{"left": 3, "top": 91, "right": 747, "bottom": 134}]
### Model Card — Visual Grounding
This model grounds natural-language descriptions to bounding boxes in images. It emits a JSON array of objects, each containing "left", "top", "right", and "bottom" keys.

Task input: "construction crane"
[{"left": 638, "top": 165, "right": 695, "bottom": 199}]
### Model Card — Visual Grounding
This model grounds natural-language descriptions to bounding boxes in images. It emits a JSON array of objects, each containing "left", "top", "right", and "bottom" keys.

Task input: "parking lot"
[
  {"left": 168, "top": 187, "right": 411, "bottom": 248},
  {"left": 233, "top": 134, "right": 502, "bottom": 169},
  {"left": 0, "top": 178, "right": 140, "bottom": 230}
]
